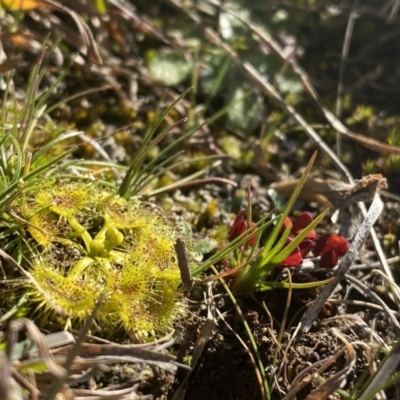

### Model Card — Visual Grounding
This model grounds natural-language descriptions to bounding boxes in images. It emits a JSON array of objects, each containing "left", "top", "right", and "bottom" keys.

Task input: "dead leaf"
[
  {"left": 271, "top": 174, "right": 387, "bottom": 209},
  {"left": 0, "top": 56, "right": 20, "bottom": 73}
]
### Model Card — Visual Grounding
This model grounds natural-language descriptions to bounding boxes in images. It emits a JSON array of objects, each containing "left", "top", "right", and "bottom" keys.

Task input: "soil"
[{"left": 172, "top": 279, "right": 382, "bottom": 400}]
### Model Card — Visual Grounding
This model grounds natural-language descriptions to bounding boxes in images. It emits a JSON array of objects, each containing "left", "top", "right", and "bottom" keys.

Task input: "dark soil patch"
[{"left": 172, "top": 282, "right": 380, "bottom": 400}]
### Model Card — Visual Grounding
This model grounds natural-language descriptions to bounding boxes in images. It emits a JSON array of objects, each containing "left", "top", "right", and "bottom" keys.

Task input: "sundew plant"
[{"left": 18, "top": 179, "right": 186, "bottom": 339}]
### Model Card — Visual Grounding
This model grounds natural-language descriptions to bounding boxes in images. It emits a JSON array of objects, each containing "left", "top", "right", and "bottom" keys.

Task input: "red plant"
[
  {"left": 279, "top": 213, "right": 349, "bottom": 268},
  {"left": 280, "top": 212, "right": 316, "bottom": 267},
  {"left": 313, "top": 234, "right": 349, "bottom": 268},
  {"left": 229, "top": 208, "right": 258, "bottom": 246},
  {"left": 283, "top": 212, "right": 316, "bottom": 240},
  {"left": 231, "top": 209, "right": 349, "bottom": 270}
]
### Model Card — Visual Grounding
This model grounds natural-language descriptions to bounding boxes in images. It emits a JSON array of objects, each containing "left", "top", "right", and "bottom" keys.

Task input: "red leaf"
[
  {"left": 292, "top": 211, "right": 313, "bottom": 233},
  {"left": 229, "top": 220, "right": 246, "bottom": 242},
  {"left": 328, "top": 234, "right": 349, "bottom": 256},
  {"left": 313, "top": 234, "right": 330, "bottom": 255},
  {"left": 314, "top": 234, "right": 349, "bottom": 256},
  {"left": 297, "top": 228, "right": 316, "bottom": 240},
  {"left": 232, "top": 208, "right": 246, "bottom": 226},
  {"left": 298, "top": 238, "right": 316, "bottom": 257},
  {"left": 246, "top": 221, "right": 258, "bottom": 246},
  {"left": 229, "top": 209, "right": 247, "bottom": 242},
  {"left": 229, "top": 209, "right": 258, "bottom": 246},
  {"left": 280, "top": 247, "right": 303, "bottom": 267},
  {"left": 319, "top": 250, "right": 339, "bottom": 268},
  {"left": 281, "top": 216, "right": 293, "bottom": 234}
]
